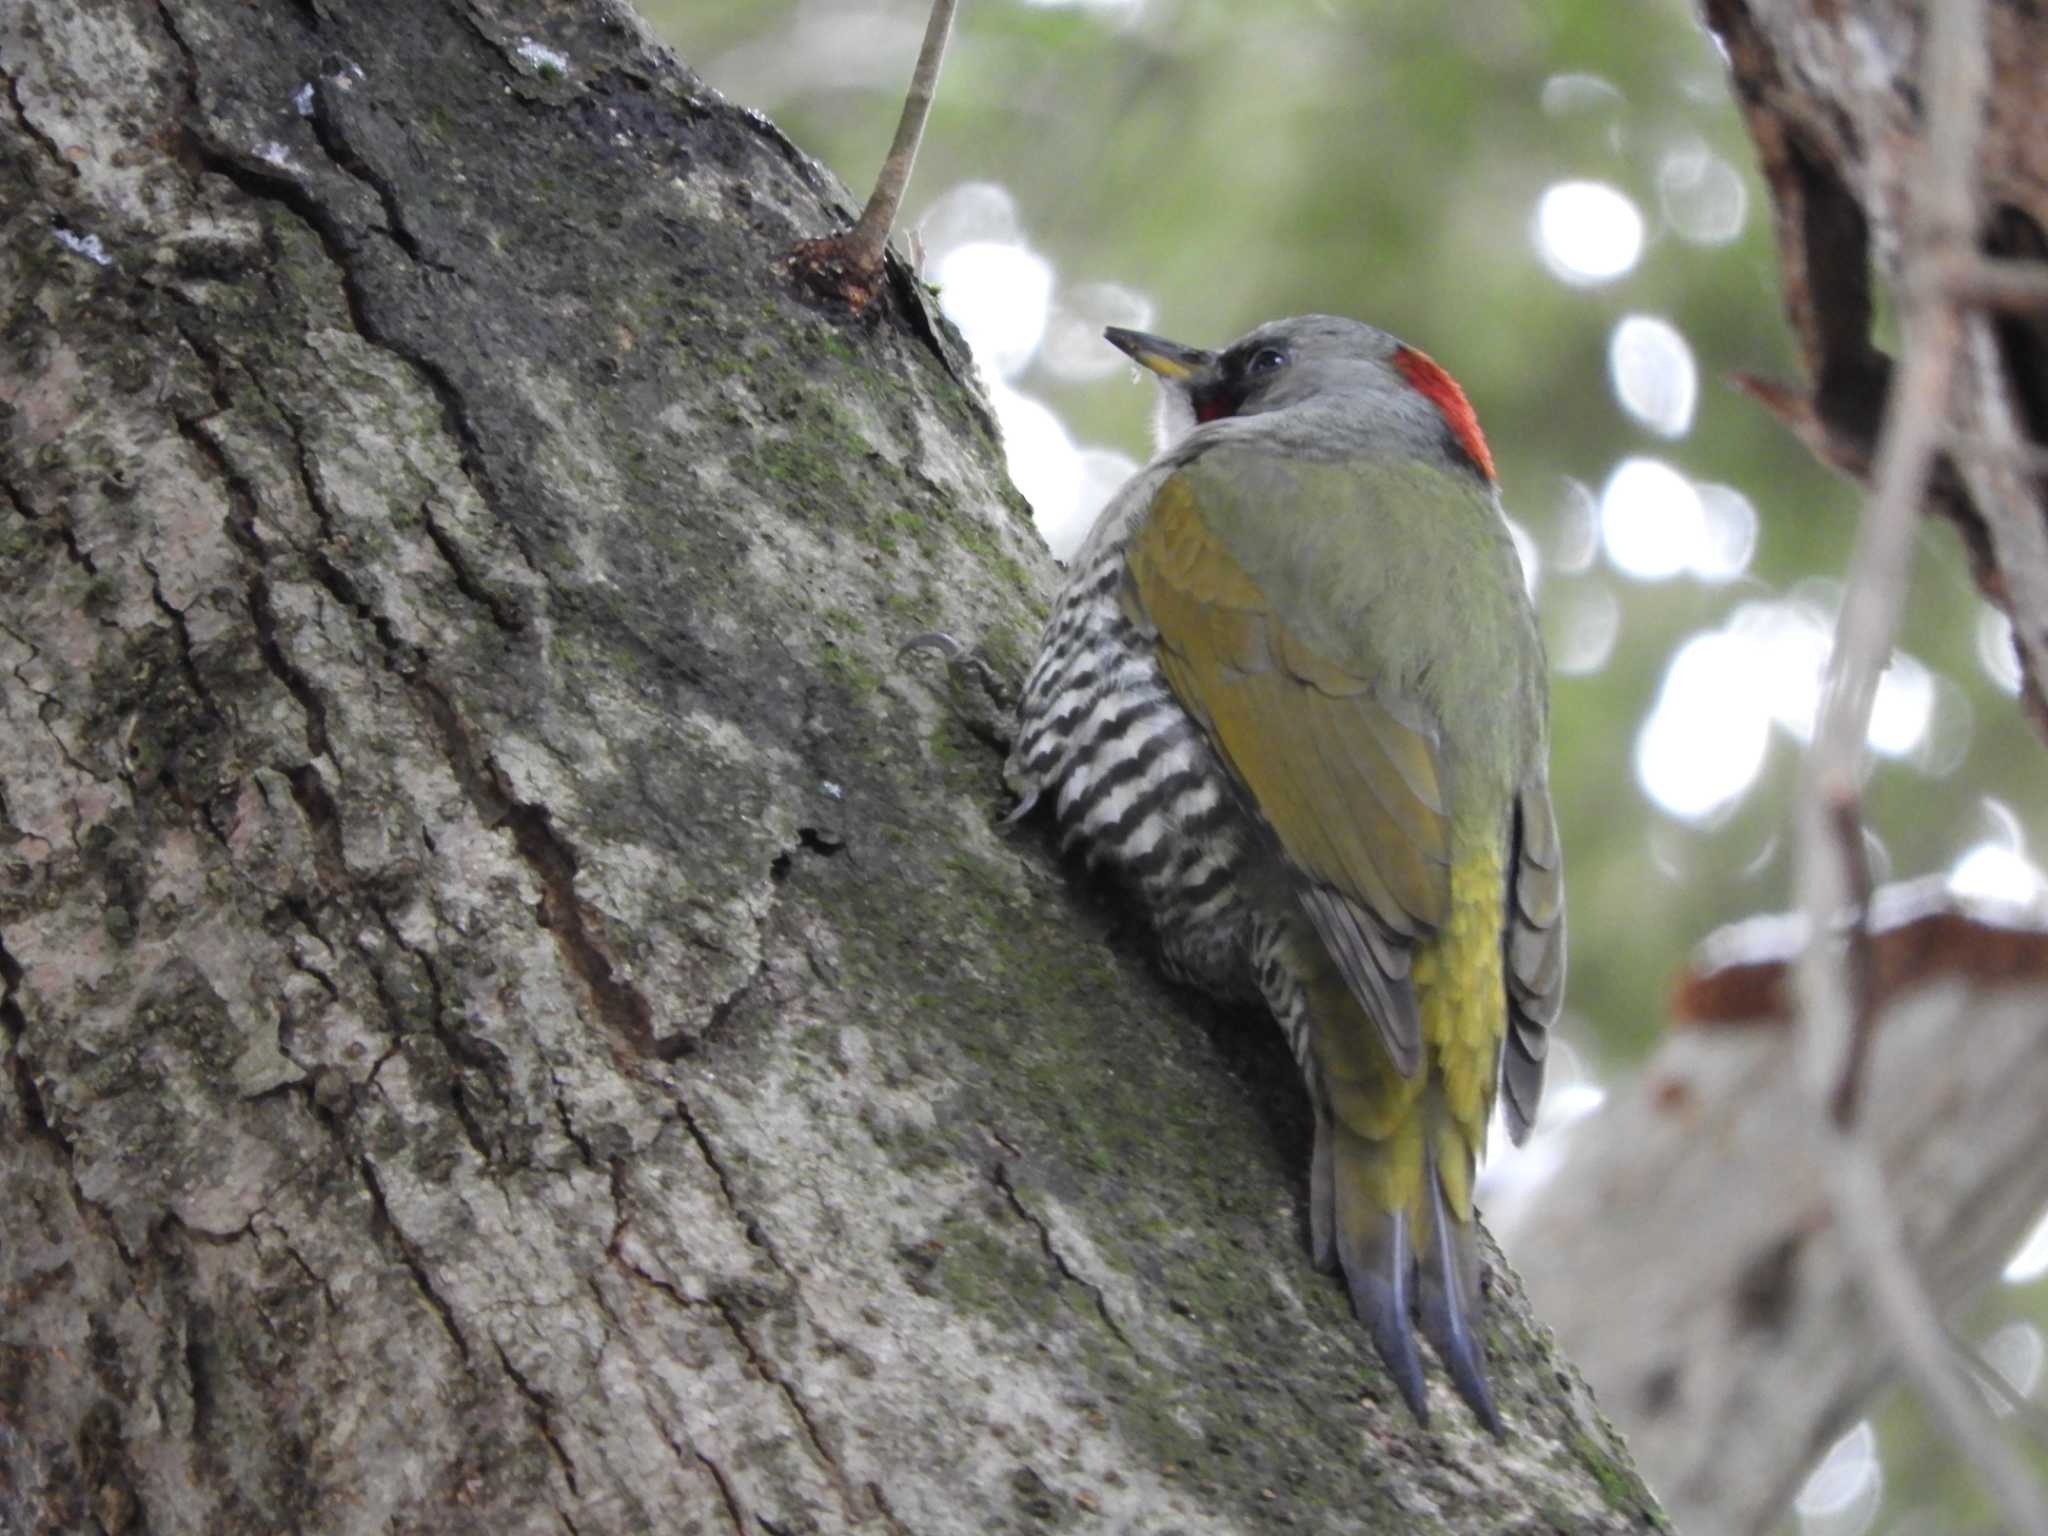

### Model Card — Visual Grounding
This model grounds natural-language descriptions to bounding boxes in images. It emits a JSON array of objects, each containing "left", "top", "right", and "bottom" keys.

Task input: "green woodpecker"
[{"left": 1007, "top": 316, "right": 1563, "bottom": 1433}]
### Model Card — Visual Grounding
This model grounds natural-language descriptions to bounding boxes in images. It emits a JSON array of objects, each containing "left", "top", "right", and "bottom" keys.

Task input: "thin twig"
[
  {"left": 1949, "top": 430, "right": 2048, "bottom": 477},
  {"left": 787, "top": 0, "right": 958, "bottom": 308},
  {"left": 1948, "top": 255, "right": 2048, "bottom": 313},
  {"left": 841, "top": 0, "right": 958, "bottom": 275},
  {"left": 1824, "top": 797, "right": 1878, "bottom": 1128},
  {"left": 1793, "top": 2, "right": 2048, "bottom": 1530}
]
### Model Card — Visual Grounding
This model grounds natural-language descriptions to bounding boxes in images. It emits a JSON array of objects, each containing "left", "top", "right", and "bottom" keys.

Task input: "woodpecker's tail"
[{"left": 1315, "top": 1102, "right": 1501, "bottom": 1436}]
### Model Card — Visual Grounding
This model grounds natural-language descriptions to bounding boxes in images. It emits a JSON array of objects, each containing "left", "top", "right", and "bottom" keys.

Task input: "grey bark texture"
[{"left": 0, "top": 2, "right": 1662, "bottom": 1533}]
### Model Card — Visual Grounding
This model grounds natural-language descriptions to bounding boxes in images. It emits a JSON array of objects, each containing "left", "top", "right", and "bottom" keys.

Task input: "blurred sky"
[{"left": 654, "top": 2, "right": 2048, "bottom": 1527}]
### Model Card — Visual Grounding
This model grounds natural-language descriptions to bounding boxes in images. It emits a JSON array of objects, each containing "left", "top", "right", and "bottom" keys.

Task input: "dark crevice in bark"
[
  {"left": 499, "top": 793, "right": 664, "bottom": 1056},
  {"left": 492, "top": 1337, "right": 582, "bottom": 1497},
  {"left": 670, "top": 1094, "right": 785, "bottom": 1271},
  {"left": 144, "top": 562, "right": 224, "bottom": 722},
  {"left": 699, "top": 952, "right": 769, "bottom": 1053},
  {"left": 158, "top": 0, "right": 548, "bottom": 601},
  {"left": 5, "top": 476, "right": 102, "bottom": 578},
  {"left": 696, "top": 1452, "right": 750, "bottom": 1536},
  {"left": 1983, "top": 207, "right": 2048, "bottom": 453},
  {"left": 582, "top": 1259, "right": 751, "bottom": 1536},
  {"left": 249, "top": 577, "right": 332, "bottom": 759},
  {"left": 1, "top": 938, "right": 139, "bottom": 1266},
  {"left": 1, "top": 941, "right": 46, "bottom": 1140},
  {"left": 552, "top": 1089, "right": 598, "bottom": 1170},
  {"left": 604, "top": 1160, "right": 707, "bottom": 1310},
  {"left": 356, "top": 1154, "right": 471, "bottom": 1362},
  {"left": 991, "top": 1159, "right": 1134, "bottom": 1354},
  {"left": 3, "top": 634, "right": 107, "bottom": 796},
  {"left": 188, "top": 142, "right": 545, "bottom": 583},
  {"left": 228, "top": 365, "right": 656, "bottom": 1076},
  {"left": 302, "top": 76, "right": 451, "bottom": 274},
  {"left": 370, "top": 896, "right": 502, "bottom": 1167},
  {"left": 708, "top": 1294, "right": 898, "bottom": 1536},
  {"left": 420, "top": 497, "right": 528, "bottom": 633},
  {"left": 1784, "top": 130, "right": 1891, "bottom": 463},
  {"left": 183, "top": 1317, "right": 215, "bottom": 1444},
  {"left": 282, "top": 761, "right": 348, "bottom": 887},
  {"left": 3, "top": 69, "right": 74, "bottom": 179},
  {"left": 278, "top": 1236, "right": 342, "bottom": 1314}
]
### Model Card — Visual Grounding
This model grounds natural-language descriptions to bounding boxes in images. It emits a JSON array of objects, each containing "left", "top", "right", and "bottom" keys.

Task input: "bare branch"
[
  {"left": 1948, "top": 255, "right": 2048, "bottom": 313},
  {"left": 787, "top": 0, "right": 958, "bottom": 309},
  {"left": 1824, "top": 796, "right": 1878, "bottom": 1128},
  {"left": 842, "top": 0, "right": 957, "bottom": 274},
  {"left": 1794, "top": 2, "right": 2048, "bottom": 1529}
]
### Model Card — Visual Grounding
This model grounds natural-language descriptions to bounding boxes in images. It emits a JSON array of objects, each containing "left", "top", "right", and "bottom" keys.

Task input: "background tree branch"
[{"left": 1503, "top": 904, "right": 2048, "bottom": 1536}]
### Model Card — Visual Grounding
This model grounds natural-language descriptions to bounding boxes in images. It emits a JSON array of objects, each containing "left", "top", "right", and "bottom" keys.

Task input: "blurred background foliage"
[{"left": 652, "top": 1, "right": 2048, "bottom": 1529}]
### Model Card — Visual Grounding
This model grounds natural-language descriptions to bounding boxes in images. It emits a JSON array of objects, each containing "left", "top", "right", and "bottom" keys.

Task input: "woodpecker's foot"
[{"left": 898, "top": 630, "right": 1018, "bottom": 756}]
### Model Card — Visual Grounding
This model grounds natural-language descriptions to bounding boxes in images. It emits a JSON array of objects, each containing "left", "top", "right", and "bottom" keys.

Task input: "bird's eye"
[{"left": 1248, "top": 346, "right": 1289, "bottom": 375}]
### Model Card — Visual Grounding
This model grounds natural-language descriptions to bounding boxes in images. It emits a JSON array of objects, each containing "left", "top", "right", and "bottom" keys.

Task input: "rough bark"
[
  {"left": 1703, "top": 0, "right": 2048, "bottom": 740},
  {"left": 1504, "top": 917, "right": 2048, "bottom": 1536},
  {"left": 0, "top": 2, "right": 1658, "bottom": 1533}
]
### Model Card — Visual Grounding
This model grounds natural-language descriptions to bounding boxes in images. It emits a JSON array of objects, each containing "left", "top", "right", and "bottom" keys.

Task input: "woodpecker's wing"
[
  {"left": 1122, "top": 472, "right": 1449, "bottom": 1076},
  {"left": 1501, "top": 777, "right": 1564, "bottom": 1141}
]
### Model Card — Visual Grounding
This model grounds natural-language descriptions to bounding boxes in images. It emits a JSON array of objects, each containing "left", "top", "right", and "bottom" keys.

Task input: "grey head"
[{"left": 1105, "top": 314, "right": 1496, "bottom": 482}]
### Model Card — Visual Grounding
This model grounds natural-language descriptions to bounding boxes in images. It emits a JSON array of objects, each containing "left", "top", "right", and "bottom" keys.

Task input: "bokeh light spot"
[
  {"left": 1948, "top": 841, "right": 2048, "bottom": 908},
  {"left": 934, "top": 241, "right": 1054, "bottom": 380},
  {"left": 1534, "top": 181, "right": 1644, "bottom": 286},
  {"left": 917, "top": 180, "right": 1022, "bottom": 256},
  {"left": 1546, "top": 582, "right": 1621, "bottom": 677},
  {"left": 1600, "top": 456, "right": 1702, "bottom": 581},
  {"left": 1041, "top": 282, "right": 1156, "bottom": 382},
  {"left": 1795, "top": 1420, "right": 1881, "bottom": 1536},
  {"left": 1980, "top": 1321, "right": 2045, "bottom": 1413},
  {"left": 1691, "top": 483, "right": 1759, "bottom": 582},
  {"left": 1635, "top": 629, "right": 1772, "bottom": 820},
  {"left": 2006, "top": 1206, "right": 2048, "bottom": 1284},
  {"left": 989, "top": 384, "right": 1081, "bottom": 549},
  {"left": 1609, "top": 315, "right": 1697, "bottom": 437},
  {"left": 1976, "top": 607, "right": 2022, "bottom": 694},
  {"left": 1867, "top": 653, "right": 1933, "bottom": 760},
  {"left": 1548, "top": 481, "right": 1599, "bottom": 579},
  {"left": 1539, "top": 72, "right": 1625, "bottom": 117},
  {"left": 1657, "top": 140, "right": 1748, "bottom": 245},
  {"left": 1735, "top": 598, "right": 1831, "bottom": 741}
]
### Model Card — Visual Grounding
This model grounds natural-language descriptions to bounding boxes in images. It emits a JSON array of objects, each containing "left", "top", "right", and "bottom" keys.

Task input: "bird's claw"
[
  {"left": 896, "top": 629, "right": 967, "bottom": 666},
  {"left": 897, "top": 628, "right": 1020, "bottom": 756}
]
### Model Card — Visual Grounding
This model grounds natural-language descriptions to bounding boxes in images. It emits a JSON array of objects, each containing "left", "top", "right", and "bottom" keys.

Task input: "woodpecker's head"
[{"left": 1106, "top": 315, "right": 1495, "bottom": 483}]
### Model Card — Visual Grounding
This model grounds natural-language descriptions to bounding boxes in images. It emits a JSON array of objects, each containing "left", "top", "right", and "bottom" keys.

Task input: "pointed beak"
[{"left": 1104, "top": 327, "right": 1215, "bottom": 383}]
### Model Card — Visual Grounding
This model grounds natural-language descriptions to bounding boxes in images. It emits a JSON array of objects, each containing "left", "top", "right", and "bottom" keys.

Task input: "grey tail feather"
[
  {"left": 1309, "top": 1114, "right": 1337, "bottom": 1273},
  {"left": 1336, "top": 1206, "right": 1430, "bottom": 1427},
  {"left": 1417, "top": 1145, "right": 1504, "bottom": 1438}
]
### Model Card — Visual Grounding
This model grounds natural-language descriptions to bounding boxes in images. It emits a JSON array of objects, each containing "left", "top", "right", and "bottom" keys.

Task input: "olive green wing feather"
[
  {"left": 1501, "top": 777, "right": 1563, "bottom": 1141},
  {"left": 1123, "top": 474, "right": 1450, "bottom": 1076}
]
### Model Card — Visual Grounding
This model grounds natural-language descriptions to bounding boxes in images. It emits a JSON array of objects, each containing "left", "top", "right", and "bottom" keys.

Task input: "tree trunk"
[{"left": 0, "top": 3, "right": 1658, "bottom": 1532}]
